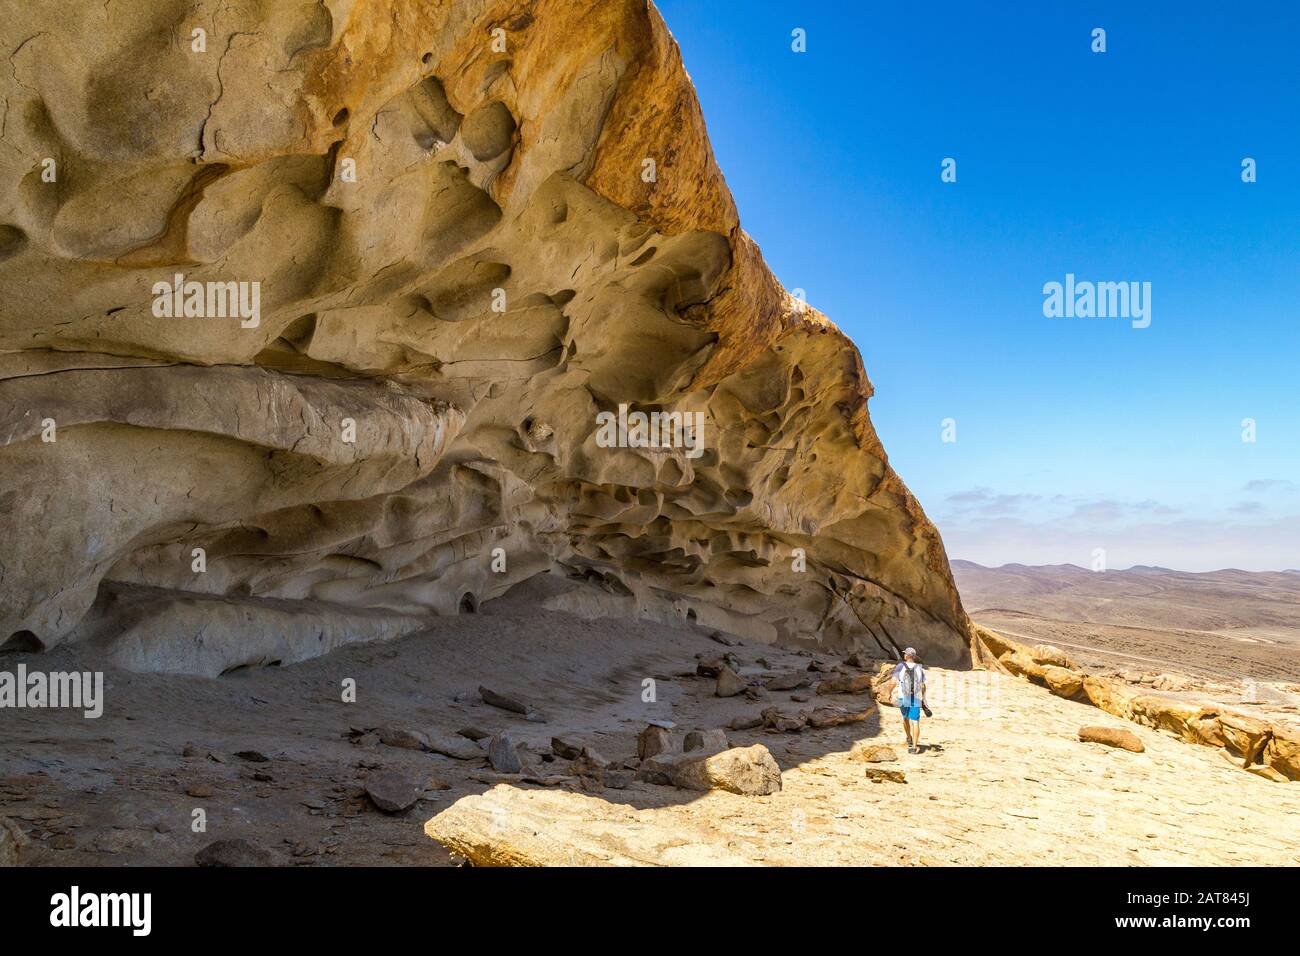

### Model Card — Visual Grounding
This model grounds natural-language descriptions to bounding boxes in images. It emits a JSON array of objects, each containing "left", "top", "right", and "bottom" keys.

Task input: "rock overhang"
[{"left": 0, "top": 0, "right": 973, "bottom": 671}]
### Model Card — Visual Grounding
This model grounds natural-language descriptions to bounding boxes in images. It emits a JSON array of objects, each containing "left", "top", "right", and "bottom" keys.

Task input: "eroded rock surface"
[
  {"left": 0, "top": 1, "right": 971, "bottom": 670},
  {"left": 978, "top": 626, "right": 1300, "bottom": 781}
]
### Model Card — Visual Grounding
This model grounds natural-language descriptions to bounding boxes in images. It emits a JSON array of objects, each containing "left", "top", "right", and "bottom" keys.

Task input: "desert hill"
[{"left": 953, "top": 560, "right": 1300, "bottom": 692}]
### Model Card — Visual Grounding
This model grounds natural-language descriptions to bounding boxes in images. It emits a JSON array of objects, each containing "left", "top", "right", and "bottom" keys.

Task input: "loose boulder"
[
  {"left": 696, "top": 654, "right": 740, "bottom": 678},
  {"left": 850, "top": 742, "right": 898, "bottom": 763},
  {"left": 195, "top": 838, "right": 274, "bottom": 867},
  {"left": 815, "top": 673, "right": 873, "bottom": 695},
  {"left": 365, "top": 770, "right": 425, "bottom": 811},
  {"left": 479, "top": 686, "right": 545, "bottom": 721},
  {"left": 377, "top": 726, "right": 430, "bottom": 751},
  {"left": 670, "top": 744, "right": 782, "bottom": 796},
  {"left": 487, "top": 732, "right": 524, "bottom": 774},
  {"left": 636, "top": 752, "right": 687, "bottom": 786},
  {"left": 569, "top": 747, "right": 613, "bottom": 787},
  {"left": 425, "top": 733, "right": 485, "bottom": 761},
  {"left": 761, "top": 707, "right": 807, "bottom": 733},
  {"left": 766, "top": 671, "right": 809, "bottom": 691},
  {"left": 715, "top": 666, "right": 746, "bottom": 698},
  {"left": 865, "top": 767, "right": 906, "bottom": 784},
  {"left": 1078, "top": 726, "right": 1145, "bottom": 753},
  {"left": 637, "top": 725, "right": 674, "bottom": 760},
  {"left": 551, "top": 736, "right": 584, "bottom": 760},
  {"left": 683, "top": 729, "right": 729, "bottom": 753}
]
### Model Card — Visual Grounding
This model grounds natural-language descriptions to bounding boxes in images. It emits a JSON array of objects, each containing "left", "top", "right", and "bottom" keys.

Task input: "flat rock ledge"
[{"left": 424, "top": 786, "right": 760, "bottom": 867}]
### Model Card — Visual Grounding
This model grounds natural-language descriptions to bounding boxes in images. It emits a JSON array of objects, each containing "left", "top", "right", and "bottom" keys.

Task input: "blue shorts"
[{"left": 900, "top": 703, "right": 921, "bottom": 721}]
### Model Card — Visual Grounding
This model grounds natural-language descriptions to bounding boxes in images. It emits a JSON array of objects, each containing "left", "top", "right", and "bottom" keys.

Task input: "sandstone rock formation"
[
  {"left": 977, "top": 626, "right": 1300, "bottom": 780},
  {"left": 0, "top": 0, "right": 971, "bottom": 672},
  {"left": 426, "top": 785, "right": 762, "bottom": 866}
]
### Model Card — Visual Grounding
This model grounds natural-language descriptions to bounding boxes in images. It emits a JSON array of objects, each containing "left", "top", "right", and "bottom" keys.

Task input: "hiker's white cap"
[{"left": 903, "top": 647, "right": 917, "bottom": 657}]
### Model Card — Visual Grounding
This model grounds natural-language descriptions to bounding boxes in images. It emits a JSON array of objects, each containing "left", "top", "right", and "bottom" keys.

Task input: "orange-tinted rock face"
[{"left": 0, "top": 0, "right": 972, "bottom": 672}]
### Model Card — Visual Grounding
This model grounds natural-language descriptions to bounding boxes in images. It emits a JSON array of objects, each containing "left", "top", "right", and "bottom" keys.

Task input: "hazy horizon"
[{"left": 949, "top": 557, "right": 1300, "bottom": 575}]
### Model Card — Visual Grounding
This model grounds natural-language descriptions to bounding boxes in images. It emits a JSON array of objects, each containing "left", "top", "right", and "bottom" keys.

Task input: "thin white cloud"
[
  {"left": 936, "top": 488, "right": 1297, "bottom": 571},
  {"left": 1243, "top": 479, "right": 1297, "bottom": 494}
]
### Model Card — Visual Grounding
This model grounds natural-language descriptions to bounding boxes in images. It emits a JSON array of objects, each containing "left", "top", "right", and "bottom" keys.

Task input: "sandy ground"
[
  {"left": 3, "top": 595, "right": 1297, "bottom": 866},
  {"left": 433, "top": 663, "right": 1300, "bottom": 866},
  {"left": 643, "top": 668, "right": 1300, "bottom": 866}
]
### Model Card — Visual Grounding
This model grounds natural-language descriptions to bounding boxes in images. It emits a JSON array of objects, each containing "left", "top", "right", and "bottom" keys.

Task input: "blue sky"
[{"left": 656, "top": 0, "right": 1300, "bottom": 571}]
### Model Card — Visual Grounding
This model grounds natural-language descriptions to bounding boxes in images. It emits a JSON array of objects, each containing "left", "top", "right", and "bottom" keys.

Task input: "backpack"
[{"left": 900, "top": 662, "right": 921, "bottom": 699}]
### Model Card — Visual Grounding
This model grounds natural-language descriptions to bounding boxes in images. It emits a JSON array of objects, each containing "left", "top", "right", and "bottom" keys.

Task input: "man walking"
[{"left": 886, "top": 647, "right": 927, "bottom": 753}]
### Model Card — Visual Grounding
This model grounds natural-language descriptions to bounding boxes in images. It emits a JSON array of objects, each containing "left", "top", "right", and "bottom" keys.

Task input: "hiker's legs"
[
  {"left": 902, "top": 715, "right": 913, "bottom": 746},
  {"left": 912, "top": 715, "right": 922, "bottom": 749}
]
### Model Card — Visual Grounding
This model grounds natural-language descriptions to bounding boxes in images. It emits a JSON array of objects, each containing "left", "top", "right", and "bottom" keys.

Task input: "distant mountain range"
[{"left": 951, "top": 560, "right": 1300, "bottom": 683}]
